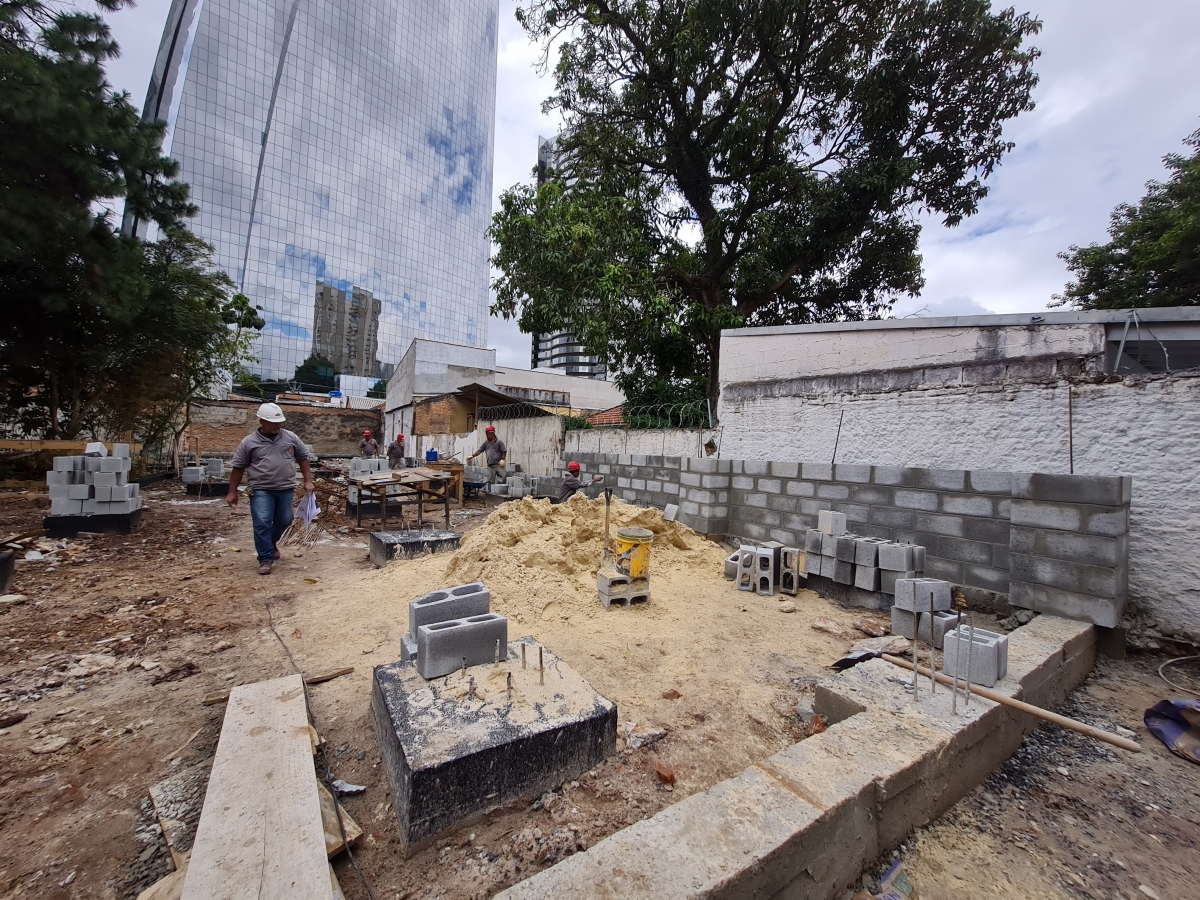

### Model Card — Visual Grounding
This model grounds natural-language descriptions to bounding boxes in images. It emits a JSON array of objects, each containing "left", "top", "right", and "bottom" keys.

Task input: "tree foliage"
[
  {"left": 292, "top": 355, "right": 338, "bottom": 389},
  {"left": 491, "top": 0, "right": 1041, "bottom": 406},
  {"left": 0, "top": 0, "right": 260, "bottom": 443},
  {"left": 1055, "top": 130, "right": 1200, "bottom": 310}
]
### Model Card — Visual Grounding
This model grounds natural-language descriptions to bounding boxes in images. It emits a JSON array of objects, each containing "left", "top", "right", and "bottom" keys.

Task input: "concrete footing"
[
  {"left": 371, "top": 638, "right": 617, "bottom": 855},
  {"left": 805, "top": 573, "right": 891, "bottom": 611},
  {"left": 497, "top": 615, "right": 1096, "bottom": 899},
  {"left": 43, "top": 509, "right": 143, "bottom": 539},
  {"left": 369, "top": 530, "right": 460, "bottom": 567}
]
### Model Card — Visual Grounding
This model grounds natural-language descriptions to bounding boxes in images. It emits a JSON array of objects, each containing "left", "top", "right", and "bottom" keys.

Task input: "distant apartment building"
[
  {"left": 312, "top": 281, "right": 381, "bottom": 378},
  {"left": 131, "top": 0, "right": 499, "bottom": 379}
]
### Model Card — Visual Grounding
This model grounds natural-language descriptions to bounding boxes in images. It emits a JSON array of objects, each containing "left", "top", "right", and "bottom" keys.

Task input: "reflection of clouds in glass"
[{"left": 143, "top": 0, "right": 498, "bottom": 379}]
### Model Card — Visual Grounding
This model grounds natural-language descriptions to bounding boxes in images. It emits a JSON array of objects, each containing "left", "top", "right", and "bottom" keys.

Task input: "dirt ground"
[{"left": 1, "top": 481, "right": 1197, "bottom": 900}]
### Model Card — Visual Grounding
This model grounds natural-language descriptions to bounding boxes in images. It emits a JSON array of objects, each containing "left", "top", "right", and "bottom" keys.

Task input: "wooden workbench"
[
  {"left": 421, "top": 460, "right": 464, "bottom": 504},
  {"left": 351, "top": 467, "right": 452, "bottom": 530}
]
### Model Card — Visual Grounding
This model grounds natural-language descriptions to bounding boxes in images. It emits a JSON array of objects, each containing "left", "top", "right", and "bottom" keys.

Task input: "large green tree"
[
  {"left": 1055, "top": 130, "right": 1200, "bottom": 310},
  {"left": 490, "top": 0, "right": 1041, "bottom": 408}
]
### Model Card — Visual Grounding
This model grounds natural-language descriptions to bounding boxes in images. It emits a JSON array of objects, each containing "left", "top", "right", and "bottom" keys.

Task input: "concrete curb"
[{"left": 497, "top": 615, "right": 1096, "bottom": 899}]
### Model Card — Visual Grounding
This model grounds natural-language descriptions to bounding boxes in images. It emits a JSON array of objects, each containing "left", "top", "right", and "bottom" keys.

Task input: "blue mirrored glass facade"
[{"left": 133, "top": 0, "right": 498, "bottom": 380}]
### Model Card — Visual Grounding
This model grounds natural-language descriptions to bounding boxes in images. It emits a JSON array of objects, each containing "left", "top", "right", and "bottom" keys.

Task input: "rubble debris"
[
  {"left": 853, "top": 617, "right": 888, "bottom": 637},
  {"left": 331, "top": 780, "right": 367, "bottom": 797},
  {"left": 661, "top": 689, "right": 682, "bottom": 700},
  {"left": 811, "top": 616, "right": 850, "bottom": 638},
  {"left": 624, "top": 722, "right": 666, "bottom": 750},
  {"left": 653, "top": 762, "right": 675, "bottom": 785},
  {"left": 778, "top": 601, "right": 797, "bottom": 613}
]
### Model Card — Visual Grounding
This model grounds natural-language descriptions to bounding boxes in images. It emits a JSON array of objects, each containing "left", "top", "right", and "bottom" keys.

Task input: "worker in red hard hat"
[
  {"left": 559, "top": 459, "right": 603, "bottom": 502},
  {"left": 359, "top": 430, "right": 379, "bottom": 458},
  {"left": 467, "top": 425, "right": 507, "bottom": 484},
  {"left": 387, "top": 433, "right": 406, "bottom": 470}
]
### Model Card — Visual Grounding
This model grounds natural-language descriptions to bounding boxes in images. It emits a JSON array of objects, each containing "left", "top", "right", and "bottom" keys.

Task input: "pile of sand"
[{"left": 441, "top": 493, "right": 723, "bottom": 624}]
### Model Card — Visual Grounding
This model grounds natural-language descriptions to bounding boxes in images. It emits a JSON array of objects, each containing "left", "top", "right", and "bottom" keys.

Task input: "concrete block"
[
  {"left": 81, "top": 499, "right": 98, "bottom": 515},
  {"left": 831, "top": 559, "right": 854, "bottom": 585},
  {"left": 816, "top": 483, "right": 850, "bottom": 501},
  {"left": 736, "top": 546, "right": 756, "bottom": 591},
  {"left": 100, "top": 456, "right": 130, "bottom": 473},
  {"left": 893, "top": 489, "right": 939, "bottom": 511},
  {"left": 112, "top": 443, "right": 130, "bottom": 459},
  {"left": 46, "top": 471, "right": 70, "bottom": 486},
  {"left": 780, "top": 548, "right": 803, "bottom": 596},
  {"left": 52, "top": 456, "right": 76, "bottom": 472},
  {"left": 755, "top": 552, "right": 776, "bottom": 596},
  {"left": 724, "top": 550, "right": 740, "bottom": 580},
  {"left": 1009, "top": 499, "right": 1129, "bottom": 537},
  {"left": 92, "top": 472, "right": 116, "bottom": 488},
  {"left": 1010, "top": 554, "right": 1126, "bottom": 600},
  {"left": 94, "top": 486, "right": 112, "bottom": 502},
  {"left": 833, "top": 533, "right": 859, "bottom": 563},
  {"left": 877, "top": 542, "right": 914, "bottom": 571},
  {"left": 817, "top": 531, "right": 835, "bottom": 558},
  {"left": 1010, "top": 526, "right": 1127, "bottom": 569},
  {"left": 805, "top": 550, "right": 823, "bottom": 575},
  {"left": 853, "top": 537, "right": 884, "bottom": 567},
  {"left": 966, "top": 470, "right": 1013, "bottom": 495},
  {"left": 880, "top": 569, "right": 917, "bottom": 595},
  {"left": 182, "top": 466, "right": 203, "bottom": 483},
  {"left": 894, "top": 577, "right": 953, "bottom": 613},
  {"left": 912, "top": 545, "right": 926, "bottom": 572},
  {"left": 943, "top": 625, "right": 1008, "bottom": 687},
  {"left": 817, "top": 509, "right": 847, "bottom": 535},
  {"left": 819, "top": 554, "right": 837, "bottom": 579},
  {"left": 785, "top": 480, "right": 816, "bottom": 497},
  {"left": 802, "top": 462, "right": 833, "bottom": 481},
  {"left": 67, "top": 484, "right": 90, "bottom": 500},
  {"left": 663, "top": 503, "right": 678, "bottom": 522},
  {"left": 804, "top": 529, "right": 823, "bottom": 554},
  {"left": 940, "top": 493, "right": 995, "bottom": 517},
  {"left": 48, "top": 484, "right": 70, "bottom": 500},
  {"left": 853, "top": 565, "right": 880, "bottom": 591},
  {"left": 370, "top": 530, "right": 461, "bottom": 567},
  {"left": 82, "top": 456, "right": 102, "bottom": 472},
  {"left": 416, "top": 614, "right": 508, "bottom": 680},
  {"left": 1009, "top": 580, "right": 1125, "bottom": 629},
  {"left": 1011, "top": 472, "right": 1131, "bottom": 507},
  {"left": 769, "top": 461, "right": 799, "bottom": 479},
  {"left": 891, "top": 608, "right": 959, "bottom": 649},
  {"left": 50, "top": 499, "right": 83, "bottom": 516},
  {"left": 373, "top": 640, "right": 616, "bottom": 854},
  {"left": 409, "top": 583, "right": 491, "bottom": 641}
]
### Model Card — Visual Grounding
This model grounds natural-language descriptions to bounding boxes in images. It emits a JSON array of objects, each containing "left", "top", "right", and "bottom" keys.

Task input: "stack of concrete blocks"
[
  {"left": 891, "top": 577, "right": 956, "bottom": 648},
  {"left": 779, "top": 547, "right": 802, "bottom": 596},
  {"left": 205, "top": 458, "right": 224, "bottom": 478},
  {"left": 596, "top": 568, "right": 649, "bottom": 608},
  {"left": 942, "top": 624, "right": 1009, "bottom": 687},
  {"left": 1008, "top": 473, "right": 1132, "bottom": 628},
  {"left": 464, "top": 465, "right": 491, "bottom": 484},
  {"left": 350, "top": 457, "right": 387, "bottom": 478},
  {"left": 876, "top": 542, "right": 926, "bottom": 596},
  {"left": 401, "top": 582, "right": 510, "bottom": 680},
  {"left": 557, "top": 455, "right": 685, "bottom": 519},
  {"left": 46, "top": 445, "right": 140, "bottom": 517},
  {"left": 506, "top": 475, "right": 526, "bottom": 498}
]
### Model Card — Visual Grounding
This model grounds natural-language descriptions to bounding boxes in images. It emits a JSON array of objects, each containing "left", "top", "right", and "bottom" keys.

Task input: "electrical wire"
[
  {"left": 265, "top": 601, "right": 377, "bottom": 900},
  {"left": 1158, "top": 655, "right": 1200, "bottom": 698}
]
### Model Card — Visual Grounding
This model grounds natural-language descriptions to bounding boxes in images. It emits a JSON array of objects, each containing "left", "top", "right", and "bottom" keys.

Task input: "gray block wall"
[{"left": 566, "top": 452, "right": 1130, "bottom": 627}]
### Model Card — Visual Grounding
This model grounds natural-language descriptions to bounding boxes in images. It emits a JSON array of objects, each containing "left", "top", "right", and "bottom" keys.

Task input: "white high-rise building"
[{"left": 130, "top": 0, "right": 499, "bottom": 380}]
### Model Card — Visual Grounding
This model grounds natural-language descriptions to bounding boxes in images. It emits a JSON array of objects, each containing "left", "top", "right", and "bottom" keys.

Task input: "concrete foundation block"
[
  {"left": 831, "top": 559, "right": 854, "bottom": 585},
  {"left": 818, "top": 509, "right": 848, "bottom": 535},
  {"left": 373, "top": 639, "right": 616, "bottom": 854},
  {"left": 370, "top": 530, "right": 461, "bottom": 568},
  {"left": 877, "top": 542, "right": 915, "bottom": 572},
  {"left": 779, "top": 548, "right": 803, "bottom": 596},
  {"left": 805, "top": 551, "right": 823, "bottom": 575},
  {"left": 1009, "top": 579, "right": 1125, "bottom": 629},
  {"left": 893, "top": 577, "right": 953, "bottom": 612},
  {"left": 112, "top": 443, "right": 130, "bottom": 459},
  {"left": 834, "top": 533, "right": 859, "bottom": 563},
  {"left": 880, "top": 569, "right": 917, "bottom": 595},
  {"left": 408, "top": 582, "right": 491, "bottom": 641},
  {"left": 47, "top": 484, "right": 69, "bottom": 500},
  {"left": 853, "top": 565, "right": 881, "bottom": 591},
  {"left": 942, "top": 625, "right": 1008, "bottom": 687},
  {"left": 891, "top": 608, "right": 959, "bottom": 649},
  {"left": 416, "top": 614, "right": 508, "bottom": 680},
  {"left": 736, "top": 546, "right": 756, "bottom": 591},
  {"left": 804, "top": 528, "right": 823, "bottom": 554}
]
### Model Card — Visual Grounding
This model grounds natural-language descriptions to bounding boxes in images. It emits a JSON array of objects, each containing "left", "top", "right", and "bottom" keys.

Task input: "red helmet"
[
  {"left": 567, "top": 461, "right": 581, "bottom": 473},
  {"left": 397, "top": 433, "right": 404, "bottom": 440},
  {"left": 363, "top": 430, "right": 371, "bottom": 436},
  {"left": 485, "top": 425, "right": 496, "bottom": 434}
]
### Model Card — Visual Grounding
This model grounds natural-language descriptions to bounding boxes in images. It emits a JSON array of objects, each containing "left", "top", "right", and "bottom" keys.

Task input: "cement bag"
[{"left": 298, "top": 490, "right": 321, "bottom": 528}]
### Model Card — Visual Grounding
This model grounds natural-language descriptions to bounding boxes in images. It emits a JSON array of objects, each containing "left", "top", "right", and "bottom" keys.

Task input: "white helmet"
[{"left": 257, "top": 402, "right": 286, "bottom": 423}]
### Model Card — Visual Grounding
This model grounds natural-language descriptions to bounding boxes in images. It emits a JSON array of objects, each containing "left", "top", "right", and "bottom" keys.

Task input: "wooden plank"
[
  {"left": 181, "top": 674, "right": 328, "bottom": 900},
  {"left": 137, "top": 852, "right": 190, "bottom": 900},
  {"left": 0, "top": 440, "right": 142, "bottom": 452},
  {"left": 317, "top": 783, "right": 363, "bottom": 857},
  {"left": 201, "top": 667, "right": 354, "bottom": 706}
]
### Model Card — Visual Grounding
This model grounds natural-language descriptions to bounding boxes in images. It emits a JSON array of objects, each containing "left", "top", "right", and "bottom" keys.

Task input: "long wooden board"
[{"left": 181, "top": 674, "right": 329, "bottom": 900}]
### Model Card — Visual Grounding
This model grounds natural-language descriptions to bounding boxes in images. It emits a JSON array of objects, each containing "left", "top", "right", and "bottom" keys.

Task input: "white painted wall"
[
  {"left": 416, "top": 415, "right": 564, "bottom": 477},
  {"left": 720, "top": 362, "right": 1200, "bottom": 638},
  {"left": 495, "top": 367, "right": 625, "bottom": 411},
  {"left": 563, "top": 427, "right": 722, "bottom": 458},
  {"left": 385, "top": 339, "right": 496, "bottom": 411}
]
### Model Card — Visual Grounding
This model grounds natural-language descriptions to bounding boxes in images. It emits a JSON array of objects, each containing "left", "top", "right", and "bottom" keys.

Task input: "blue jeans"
[{"left": 249, "top": 489, "right": 295, "bottom": 562}]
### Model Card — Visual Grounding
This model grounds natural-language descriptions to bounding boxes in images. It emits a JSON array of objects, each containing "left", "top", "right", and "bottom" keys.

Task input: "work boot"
[
  {"left": 257, "top": 561, "right": 272, "bottom": 575},
  {"left": 272, "top": 547, "right": 281, "bottom": 560}
]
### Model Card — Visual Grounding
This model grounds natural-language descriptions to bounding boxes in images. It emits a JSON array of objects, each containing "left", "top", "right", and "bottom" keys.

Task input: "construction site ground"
[{"left": 0, "top": 481, "right": 1196, "bottom": 900}]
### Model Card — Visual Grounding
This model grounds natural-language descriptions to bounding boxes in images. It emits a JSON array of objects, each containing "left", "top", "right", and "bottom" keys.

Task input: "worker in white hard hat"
[{"left": 225, "top": 402, "right": 315, "bottom": 575}]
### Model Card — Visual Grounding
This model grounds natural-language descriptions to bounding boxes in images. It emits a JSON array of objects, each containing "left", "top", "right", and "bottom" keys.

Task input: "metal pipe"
[
  {"left": 965, "top": 616, "right": 976, "bottom": 707},
  {"left": 928, "top": 591, "right": 937, "bottom": 695},
  {"left": 952, "top": 611, "right": 963, "bottom": 715},
  {"left": 911, "top": 610, "right": 920, "bottom": 702}
]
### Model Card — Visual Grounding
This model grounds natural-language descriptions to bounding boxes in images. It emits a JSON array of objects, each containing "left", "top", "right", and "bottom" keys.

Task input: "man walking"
[
  {"left": 467, "top": 425, "right": 507, "bottom": 483},
  {"left": 559, "top": 460, "right": 603, "bottom": 502},
  {"left": 226, "top": 403, "right": 315, "bottom": 575},
  {"left": 360, "top": 430, "right": 379, "bottom": 457},
  {"left": 387, "top": 433, "right": 406, "bottom": 470}
]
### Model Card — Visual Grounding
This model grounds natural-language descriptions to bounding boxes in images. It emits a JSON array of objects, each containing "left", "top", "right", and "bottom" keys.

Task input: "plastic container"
[
  {"left": 425, "top": 448, "right": 438, "bottom": 462},
  {"left": 614, "top": 527, "right": 655, "bottom": 578}
]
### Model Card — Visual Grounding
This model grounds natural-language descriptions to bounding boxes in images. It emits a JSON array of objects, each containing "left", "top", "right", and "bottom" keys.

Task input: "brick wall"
[
  {"left": 567, "top": 451, "right": 1130, "bottom": 627},
  {"left": 190, "top": 400, "right": 383, "bottom": 456}
]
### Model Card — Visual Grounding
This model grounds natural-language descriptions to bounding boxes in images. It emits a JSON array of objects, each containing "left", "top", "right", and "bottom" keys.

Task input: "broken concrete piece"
[
  {"left": 29, "top": 736, "right": 70, "bottom": 754},
  {"left": 625, "top": 722, "right": 667, "bottom": 750}
]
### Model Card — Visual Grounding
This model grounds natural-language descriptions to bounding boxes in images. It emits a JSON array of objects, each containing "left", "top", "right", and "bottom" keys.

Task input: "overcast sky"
[{"left": 99, "top": 0, "right": 1200, "bottom": 367}]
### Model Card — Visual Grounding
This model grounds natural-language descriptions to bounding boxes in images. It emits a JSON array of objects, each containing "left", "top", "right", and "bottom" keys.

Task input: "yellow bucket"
[{"left": 614, "top": 527, "right": 655, "bottom": 578}]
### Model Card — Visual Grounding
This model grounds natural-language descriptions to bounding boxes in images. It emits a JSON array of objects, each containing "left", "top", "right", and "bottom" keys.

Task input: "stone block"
[
  {"left": 877, "top": 542, "right": 914, "bottom": 571},
  {"left": 805, "top": 529, "right": 823, "bottom": 554},
  {"left": 834, "top": 533, "right": 859, "bottom": 562},
  {"left": 370, "top": 530, "right": 461, "bottom": 568},
  {"left": 1011, "top": 472, "right": 1131, "bottom": 507},
  {"left": 408, "top": 582, "right": 491, "bottom": 641},
  {"left": 416, "top": 614, "right": 508, "bottom": 680},
  {"left": 894, "top": 577, "right": 953, "bottom": 613},
  {"left": 736, "top": 546, "right": 756, "bottom": 591},
  {"left": 880, "top": 569, "right": 917, "bottom": 595},
  {"left": 818, "top": 509, "right": 847, "bottom": 535},
  {"left": 942, "top": 625, "right": 1008, "bottom": 687},
  {"left": 372, "top": 640, "right": 616, "bottom": 854},
  {"left": 890, "top": 608, "right": 959, "bottom": 649},
  {"left": 853, "top": 565, "right": 880, "bottom": 591},
  {"left": 831, "top": 559, "right": 854, "bottom": 585}
]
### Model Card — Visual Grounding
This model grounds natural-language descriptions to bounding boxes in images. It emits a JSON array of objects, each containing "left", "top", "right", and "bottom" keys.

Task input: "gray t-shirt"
[
  {"left": 477, "top": 438, "right": 507, "bottom": 466},
  {"left": 230, "top": 428, "right": 307, "bottom": 491},
  {"left": 559, "top": 473, "right": 584, "bottom": 503}
]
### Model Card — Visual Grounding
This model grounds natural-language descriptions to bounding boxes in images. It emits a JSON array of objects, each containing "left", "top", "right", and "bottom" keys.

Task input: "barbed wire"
[
  {"left": 476, "top": 402, "right": 555, "bottom": 421},
  {"left": 584, "top": 401, "right": 711, "bottom": 430}
]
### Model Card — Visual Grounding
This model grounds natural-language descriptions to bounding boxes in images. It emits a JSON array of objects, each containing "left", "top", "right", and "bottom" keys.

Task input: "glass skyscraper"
[{"left": 131, "top": 0, "right": 498, "bottom": 380}]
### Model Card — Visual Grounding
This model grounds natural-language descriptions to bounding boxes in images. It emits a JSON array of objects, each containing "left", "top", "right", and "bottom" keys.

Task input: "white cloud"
[{"left": 98, "top": 0, "right": 1200, "bottom": 360}]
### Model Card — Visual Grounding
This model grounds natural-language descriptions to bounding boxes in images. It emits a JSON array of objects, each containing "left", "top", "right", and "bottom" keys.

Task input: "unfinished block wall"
[{"left": 567, "top": 452, "right": 1130, "bottom": 627}]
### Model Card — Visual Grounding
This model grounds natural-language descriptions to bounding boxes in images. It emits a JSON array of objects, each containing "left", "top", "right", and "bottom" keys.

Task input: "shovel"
[{"left": 831, "top": 649, "right": 1141, "bottom": 753}]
